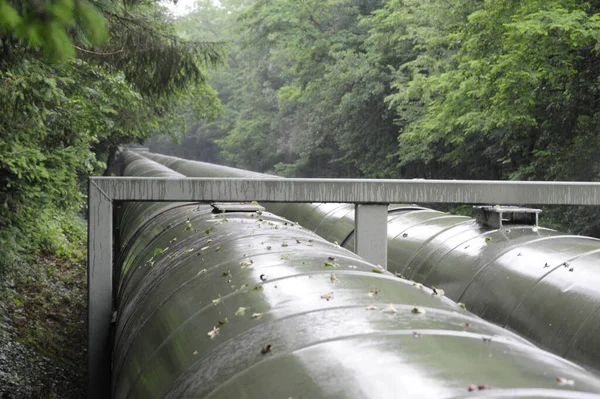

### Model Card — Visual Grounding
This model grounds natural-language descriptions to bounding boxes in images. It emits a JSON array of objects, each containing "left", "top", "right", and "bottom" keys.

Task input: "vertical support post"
[
  {"left": 354, "top": 204, "right": 389, "bottom": 269},
  {"left": 88, "top": 180, "right": 113, "bottom": 399}
]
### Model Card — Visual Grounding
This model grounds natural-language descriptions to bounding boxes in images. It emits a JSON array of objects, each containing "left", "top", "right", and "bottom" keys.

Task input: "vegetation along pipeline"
[
  {"left": 108, "top": 150, "right": 600, "bottom": 398},
  {"left": 137, "top": 151, "right": 600, "bottom": 373}
]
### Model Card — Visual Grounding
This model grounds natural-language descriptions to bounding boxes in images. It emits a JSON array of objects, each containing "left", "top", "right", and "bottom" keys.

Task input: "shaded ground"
[{"left": 0, "top": 253, "right": 87, "bottom": 398}]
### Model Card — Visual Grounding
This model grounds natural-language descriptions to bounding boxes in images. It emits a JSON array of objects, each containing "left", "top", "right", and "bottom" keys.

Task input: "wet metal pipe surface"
[
  {"left": 138, "top": 151, "right": 600, "bottom": 373},
  {"left": 109, "top": 151, "right": 600, "bottom": 398}
]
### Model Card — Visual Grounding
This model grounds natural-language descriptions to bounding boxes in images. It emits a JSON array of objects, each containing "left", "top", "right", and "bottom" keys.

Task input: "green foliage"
[
  {"left": 0, "top": 0, "right": 107, "bottom": 61},
  {"left": 379, "top": 0, "right": 600, "bottom": 182},
  {"left": 152, "top": 0, "right": 600, "bottom": 235},
  {"left": 0, "top": 57, "right": 143, "bottom": 271},
  {"left": 94, "top": 8, "right": 223, "bottom": 98},
  {"left": 158, "top": 0, "right": 399, "bottom": 177},
  {"left": 0, "top": 0, "right": 223, "bottom": 272}
]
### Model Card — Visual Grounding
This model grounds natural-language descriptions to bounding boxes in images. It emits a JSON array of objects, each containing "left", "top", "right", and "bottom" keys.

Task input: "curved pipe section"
[
  {"left": 111, "top": 151, "right": 600, "bottom": 398},
  {"left": 139, "top": 152, "right": 600, "bottom": 372}
]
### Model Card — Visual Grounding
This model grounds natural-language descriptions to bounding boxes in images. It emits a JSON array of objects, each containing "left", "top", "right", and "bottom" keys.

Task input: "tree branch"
[
  {"left": 298, "top": 0, "right": 324, "bottom": 33},
  {"left": 74, "top": 46, "right": 125, "bottom": 55}
]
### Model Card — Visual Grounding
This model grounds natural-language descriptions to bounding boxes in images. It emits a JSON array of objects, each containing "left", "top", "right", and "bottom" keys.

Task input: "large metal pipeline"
[
  {"left": 110, "top": 151, "right": 600, "bottom": 398},
  {"left": 138, "top": 151, "right": 600, "bottom": 373}
]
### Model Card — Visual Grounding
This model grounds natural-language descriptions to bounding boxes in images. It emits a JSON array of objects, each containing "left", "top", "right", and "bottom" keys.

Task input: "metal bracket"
[
  {"left": 474, "top": 205, "right": 541, "bottom": 229},
  {"left": 211, "top": 202, "right": 265, "bottom": 213}
]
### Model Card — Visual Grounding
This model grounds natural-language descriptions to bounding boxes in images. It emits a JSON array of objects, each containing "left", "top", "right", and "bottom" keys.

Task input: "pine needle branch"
[{"left": 74, "top": 46, "right": 125, "bottom": 55}]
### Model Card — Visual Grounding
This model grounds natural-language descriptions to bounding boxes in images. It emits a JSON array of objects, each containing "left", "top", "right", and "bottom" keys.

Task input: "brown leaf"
[
  {"left": 383, "top": 304, "right": 398, "bottom": 314},
  {"left": 207, "top": 326, "right": 220, "bottom": 338},
  {"left": 320, "top": 292, "right": 334, "bottom": 301}
]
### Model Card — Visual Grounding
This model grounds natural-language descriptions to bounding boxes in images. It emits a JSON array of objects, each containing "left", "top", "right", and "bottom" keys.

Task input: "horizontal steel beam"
[{"left": 92, "top": 176, "right": 600, "bottom": 205}]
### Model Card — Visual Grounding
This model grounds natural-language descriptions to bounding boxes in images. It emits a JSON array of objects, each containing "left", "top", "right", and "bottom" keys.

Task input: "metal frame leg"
[
  {"left": 354, "top": 204, "right": 388, "bottom": 269},
  {"left": 88, "top": 181, "right": 113, "bottom": 398}
]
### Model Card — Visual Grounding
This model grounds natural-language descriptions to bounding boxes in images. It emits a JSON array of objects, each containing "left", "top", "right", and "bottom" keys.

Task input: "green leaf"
[
  {"left": 48, "top": 0, "right": 75, "bottom": 25},
  {"left": 235, "top": 306, "right": 249, "bottom": 316},
  {"left": 46, "top": 21, "right": 75, "bottom": 60},
  {"left": 77, "top": 0, "right": 108, "bottom": 44},
  {"left": 0, "top": 1, "right": 22, "bottom": 29}
]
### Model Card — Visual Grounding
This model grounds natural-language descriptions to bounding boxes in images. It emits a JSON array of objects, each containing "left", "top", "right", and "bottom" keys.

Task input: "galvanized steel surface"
[
  {"left": 138, "top": 153, "right": 600, "bottom": 206},
  {"left": 93, "top": 173, "right": 600, "bottom": 205},
  {"left": 138, "top": 152, "right": 600, "bottom": 373},
  {"left": 87, "top": 176, "right": 113, "bottom": 399}
]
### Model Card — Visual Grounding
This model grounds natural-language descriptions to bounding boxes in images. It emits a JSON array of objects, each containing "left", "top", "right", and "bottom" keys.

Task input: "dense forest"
[
  {"left": 152, "top": 0, "right": 600, "bottom": 235},
  {"left": 2, "top": 0, "right": 600, "bottom": 396}
]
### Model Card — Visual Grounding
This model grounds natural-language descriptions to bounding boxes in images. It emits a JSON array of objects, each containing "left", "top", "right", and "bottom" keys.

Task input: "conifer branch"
[{"left": 74, "top": 46, "right": 125, "bottom": 55}]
